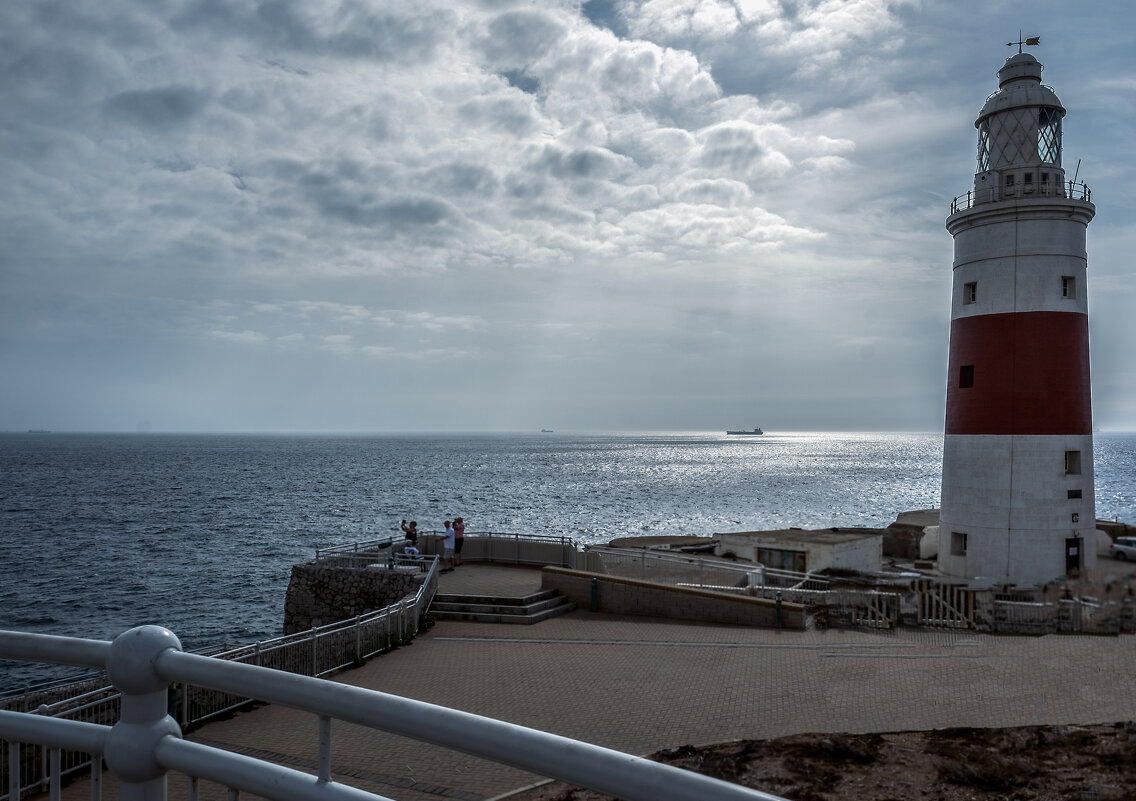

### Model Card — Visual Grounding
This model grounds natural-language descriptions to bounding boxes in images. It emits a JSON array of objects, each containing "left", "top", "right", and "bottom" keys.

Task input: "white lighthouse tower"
[{"left": 938, "top": 50, "right": 1096, "bottom": 587}]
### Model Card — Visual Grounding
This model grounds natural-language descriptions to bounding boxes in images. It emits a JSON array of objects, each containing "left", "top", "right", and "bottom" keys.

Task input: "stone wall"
[
  {"left": 541, "top": 567, "right": 806, "bottom": 629},
  {"left": 284, "top": 560, "right": 423, "bottom": 635}
]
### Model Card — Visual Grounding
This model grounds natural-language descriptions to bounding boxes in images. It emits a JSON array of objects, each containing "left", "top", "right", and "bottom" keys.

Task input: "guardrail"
[
  {"left": 587, "top": 545, "right": 831, "bottom": 592},
  {"left": 950, "top": 179, "right": 1091, "bottom": 213},
  {"left": 1, "top": 559, "right": 439, "bottom": 799},
  {"left": 1, "top": 626, "right": 788, "bottom": 801},
  {"left": 320, "top": 532, "right": 579, "bottom": 569}
]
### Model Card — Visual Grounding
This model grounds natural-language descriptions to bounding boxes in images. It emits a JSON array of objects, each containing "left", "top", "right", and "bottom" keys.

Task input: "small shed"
[{"left": 715, "top": 527, "right": 883, "bottom": 574}]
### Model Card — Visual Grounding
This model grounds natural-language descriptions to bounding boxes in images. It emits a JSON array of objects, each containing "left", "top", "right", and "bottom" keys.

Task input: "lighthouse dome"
[{"left": 977, "top": 53, "right": 1064, "bottom": 124}]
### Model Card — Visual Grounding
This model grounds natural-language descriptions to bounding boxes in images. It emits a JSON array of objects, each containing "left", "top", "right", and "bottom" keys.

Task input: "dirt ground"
[{"left": 508, "top": 722, "right": 1136, "bottom": 801}]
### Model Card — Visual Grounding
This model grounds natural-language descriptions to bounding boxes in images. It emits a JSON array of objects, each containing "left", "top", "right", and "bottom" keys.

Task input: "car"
[{"left": 1109, "top": 537, "right": 1136, "bottom": 561}]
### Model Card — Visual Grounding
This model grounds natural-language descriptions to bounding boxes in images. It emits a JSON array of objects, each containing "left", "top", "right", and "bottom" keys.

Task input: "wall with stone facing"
[
  {"left": 284, "top": 560, "right": 423, "bottom": 635},
  {"left": 541, "top": 567, "right": 805, "bottom": 629}
]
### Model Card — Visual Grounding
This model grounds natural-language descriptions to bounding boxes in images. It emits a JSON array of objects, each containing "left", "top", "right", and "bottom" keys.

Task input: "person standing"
[
  {"left": 401, "top": 520, "right": 419, "bottom": 548},
  {"left": 439, "top": 520, "right": 456, "bottom": 573},
  {"left": 452, "top": 516, "right": 465, "bottom": 566}
]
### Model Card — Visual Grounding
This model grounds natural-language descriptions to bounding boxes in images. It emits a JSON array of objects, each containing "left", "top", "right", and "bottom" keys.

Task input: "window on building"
[
  {"left": 951, "top": 531, "right": 967, "bottom": 556},
  {"left": 977, "top": 121, "right": 990, "bottom": 171},
  {"left": 959, "top": 365, "right": 974, "bottom": 388},
  {"left": 1038, "top": 108, "right": 1062, "bottom": 164},
  {"left": 756, "top": 548, "right": 806, "bottom": 573},
  {"left": 1065, "top": 450, "right": 1082, "bottom": 475},
  {"left": 1023, "top": 172, "right": 1033, "bottom": 185},
  {"left": 1041, "top": 172, "right": 1050, "bottom": 183},
  {"left": 1062, "top": 276, "right": 1076, "bottom": 299},
  {"left": 963, "top": 282, "right": 977, "bottom": 304},
  {"left": 1005, "top": 174, "right": 1015, "bottom": 187},
  {"left": 1067, "top": 489, "right": 1082, "bottom": 499}
]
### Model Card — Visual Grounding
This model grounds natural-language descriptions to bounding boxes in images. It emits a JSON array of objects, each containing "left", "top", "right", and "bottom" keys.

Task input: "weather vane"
[{"left": 1006, "top": 32, "right": 1040, "bottom": 53}]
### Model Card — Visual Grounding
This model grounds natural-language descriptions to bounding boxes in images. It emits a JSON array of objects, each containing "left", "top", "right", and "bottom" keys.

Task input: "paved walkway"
[{"left": 72, "top": 563, "right": 1136, "bottom": 801}]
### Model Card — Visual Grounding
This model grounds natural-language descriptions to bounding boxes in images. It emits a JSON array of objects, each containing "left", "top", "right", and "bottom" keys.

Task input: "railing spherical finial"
[{"left": 107, "top": 625, "right": 183, "bottom": 694}]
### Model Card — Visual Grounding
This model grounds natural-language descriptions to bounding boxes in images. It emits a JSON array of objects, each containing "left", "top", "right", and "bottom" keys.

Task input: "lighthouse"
[{"left": 938, "top": 50, "right": 1096, "bottom": 587}]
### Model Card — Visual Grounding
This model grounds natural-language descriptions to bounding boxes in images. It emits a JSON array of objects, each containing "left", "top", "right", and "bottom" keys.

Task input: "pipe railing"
[
  {"left": 588, "top": 545, "right": 832, "bottom": 591},
  {"left": 950, "top": 179, "right": 1091, "bottom": 213},
  {"left": 0, "top": 626, "right": 788, "bottom": 801},
  {"left": 1, "top": 558, "right": 439, "bottom": 798}
]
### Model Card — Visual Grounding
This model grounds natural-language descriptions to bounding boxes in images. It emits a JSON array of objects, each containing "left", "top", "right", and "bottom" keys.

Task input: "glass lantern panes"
[
  {"left": 1038, "top": 108, "right": 1062, "bottom": 164},
  {"left": 977, "top": 121, "right": 990, "bottom": 171}
]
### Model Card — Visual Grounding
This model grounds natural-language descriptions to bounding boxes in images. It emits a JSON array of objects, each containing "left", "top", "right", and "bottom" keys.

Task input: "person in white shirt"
[{"left": 439, "top": 520, "right": 456, "bottom": 572}]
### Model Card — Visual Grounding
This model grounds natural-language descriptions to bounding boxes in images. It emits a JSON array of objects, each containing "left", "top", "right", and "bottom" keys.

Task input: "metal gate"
[
  {"left": 850, "top": 592, "right": 900, "bottom": 629},
  {"left": 916, "top": 581, "right": 975, "bottom": 628}
]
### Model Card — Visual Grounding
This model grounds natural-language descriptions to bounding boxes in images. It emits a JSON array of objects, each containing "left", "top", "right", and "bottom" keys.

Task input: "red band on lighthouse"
[{"left": 945, "top": 311, "right": 1091, "bottom": 435}]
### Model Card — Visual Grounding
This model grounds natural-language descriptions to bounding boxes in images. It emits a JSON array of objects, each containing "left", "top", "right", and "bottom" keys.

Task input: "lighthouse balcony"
[{"left": 951, "top": 180, "right": 1091, "bottom": 213}]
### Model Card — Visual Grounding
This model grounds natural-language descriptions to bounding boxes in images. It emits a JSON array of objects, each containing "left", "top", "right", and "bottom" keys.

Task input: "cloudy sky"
[{"left": 1, "top": 0, "right": 1133, "bottom": 433}]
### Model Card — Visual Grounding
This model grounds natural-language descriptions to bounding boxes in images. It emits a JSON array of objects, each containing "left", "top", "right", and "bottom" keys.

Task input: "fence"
[
  {"left": 0, "top": 559, "right": 439, "bottom": 800},
  {"left": 317, "top": 532, "right": 578, "bottom": 569},
  {"left": 586, "top": 546, "right": 831, "bottom": 592},
  {"left": 0, "top": 626, "right": 788, "bottom": 801},
  {"left": 950, "top": 179, "right": 1091, "bottom": 212}
]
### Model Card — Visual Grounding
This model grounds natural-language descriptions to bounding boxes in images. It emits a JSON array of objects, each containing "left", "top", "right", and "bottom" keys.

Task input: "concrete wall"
[
  {"left": 541, "top": 567, "right": 805, "bottom": 630},
  {"left": 284, "top": 561, "right": 423, "bottom": 635}
]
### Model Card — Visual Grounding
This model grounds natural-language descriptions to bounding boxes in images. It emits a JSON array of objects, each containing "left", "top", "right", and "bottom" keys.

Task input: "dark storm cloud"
[
  {"left": 103, "top": 85, "right": 209, "bottom": 129},
  {"left": 537, "top": 145, "right": 629, "bottom": 179},
  {"left": 421, "top": 163, "right": 500, "bottom": 197},
  {"left": 458, "top": 94, "right": 541, "bottom": 134},
  {"left": 307, "top": 182, "right": 459, "bottom": 232},
  {"left": 481, "top": 10, "right": 568, "bottom": 66},
  {"left": 171, "top": 0, "right": 453, "bottom": 62}
]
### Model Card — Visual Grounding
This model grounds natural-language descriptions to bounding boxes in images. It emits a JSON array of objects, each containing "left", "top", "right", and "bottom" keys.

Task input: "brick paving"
[{"left": 66, "top": 563, "right": 1136, "bottom": 801}]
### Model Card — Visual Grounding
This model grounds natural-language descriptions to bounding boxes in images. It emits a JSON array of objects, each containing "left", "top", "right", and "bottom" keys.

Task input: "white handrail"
[{"left": 1, "top": 626, "right": 788, "bottom": 801}]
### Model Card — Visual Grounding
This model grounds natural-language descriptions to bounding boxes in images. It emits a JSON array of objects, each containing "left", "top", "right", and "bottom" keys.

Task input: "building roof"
[{"left": 716, "top": 527, "right": 883, "bottom": 545}]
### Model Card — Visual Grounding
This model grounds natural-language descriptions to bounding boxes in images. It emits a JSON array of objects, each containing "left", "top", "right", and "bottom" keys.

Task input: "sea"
[{"left": 3, "top": 430, "right": 1135, "bottom": 692}]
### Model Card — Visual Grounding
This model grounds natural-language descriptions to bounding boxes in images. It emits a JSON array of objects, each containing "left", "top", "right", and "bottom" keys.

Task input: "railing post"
[
  {"left": 317, "top": 716, "right": 331, "bottom": 782},
  {"left": 49, "top": 747, "right": 60, "bottom": 801},
  {"left": 90, "top": 754, "right": 102, "bottom": 801},
  {"left": 8, "top": 740, "right": 19, "bottom": 801},
  {"left": 104, "top": 626, "right": 184, "bottom": 801}
]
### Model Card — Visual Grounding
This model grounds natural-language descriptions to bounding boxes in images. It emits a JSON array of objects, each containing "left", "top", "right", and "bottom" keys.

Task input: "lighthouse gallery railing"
[{"left": 0, "top": 626, "right": 786, "bottom": 801}]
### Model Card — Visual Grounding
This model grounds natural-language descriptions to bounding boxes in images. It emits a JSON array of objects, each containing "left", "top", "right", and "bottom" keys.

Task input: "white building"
[
  {"left": 938, "top": 51, "right": 1096, "bottom": 587},
  {"left": 717, "top": 528, "right": 882, "bottom": 574}
]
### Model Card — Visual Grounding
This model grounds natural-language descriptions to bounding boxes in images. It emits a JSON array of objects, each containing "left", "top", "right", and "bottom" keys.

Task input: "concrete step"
[
  {"left": 433, "top": 589, "right": 560, "bottom": 608},
  {"left": 430, "top": 590, "right": 575, "bottom": 625}
]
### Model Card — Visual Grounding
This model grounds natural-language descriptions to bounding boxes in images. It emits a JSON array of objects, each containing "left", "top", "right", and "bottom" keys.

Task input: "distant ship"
[
  {"left": 540, "top": 429, "right": 554, "bottom": 433},
  {"left": 726, "top": 428, "right": 763, "bottom": 436}
]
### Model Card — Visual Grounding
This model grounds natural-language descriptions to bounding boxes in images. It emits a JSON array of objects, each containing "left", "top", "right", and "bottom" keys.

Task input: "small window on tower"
[
  {"left": 1005, "top": 174, "right": 1015, "bottom": 187},
  {"left": 951, "top": 531, "right": 967, "bottom": 556},
  {"left": 1024, "top": 173, "right": 1033, "bottom": 184},
  {"left": 1041, "top": 172, "right": 1050, "bottom": 183},
  {"left": 959, "top": 365, "right": 974, "bottom": 388},
  {"left": 1065, "top": 451, "right": 1082, "bottom": 475},
  {"left": 1062, "top": 276, "right": 1076, "bottom": 299},
  {"left": 1067, "top": 489, "right": 1082, "bottom": 499},
  {"left": 963, "top": 282, "right": 977, "bottom": 304}
]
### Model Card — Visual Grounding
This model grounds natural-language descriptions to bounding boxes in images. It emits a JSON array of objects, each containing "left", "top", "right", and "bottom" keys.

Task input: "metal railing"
[
  {"left": 950, "top": 179, "right": 1091, "bottom": 213},
  {"left": 319, "top": 532, "right": 579, "bottom": 569},
  {"left": 588, "top": 545, "right": 832, "bottom": 592},
  {"left": 1, "top": 558, "right": 439, "bottom": 799},
  {"left": 1, "top": 626, "right": 788, "bottom": 801}
]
